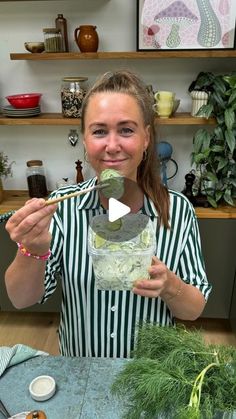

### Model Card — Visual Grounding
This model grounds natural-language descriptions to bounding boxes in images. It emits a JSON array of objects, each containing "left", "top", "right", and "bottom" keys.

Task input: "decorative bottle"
[{"left": 55, "top": 14, "right": 69, "bottom": 52}]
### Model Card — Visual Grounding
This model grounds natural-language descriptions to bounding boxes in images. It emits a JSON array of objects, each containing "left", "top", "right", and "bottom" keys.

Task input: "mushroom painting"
[
  {"left": 196, "top": 0, "right": 221, "bottom": 47},
  {"left": 138, "top": 0, "right": 236, "bottom": 50},
  {"left": 154, "top": 1, "right": 198, "bottom": 48}
]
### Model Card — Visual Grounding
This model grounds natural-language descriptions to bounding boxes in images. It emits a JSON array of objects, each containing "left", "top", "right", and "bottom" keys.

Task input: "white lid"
[{"left": 29, "top": 375, "right": 56, "bottom": 401}]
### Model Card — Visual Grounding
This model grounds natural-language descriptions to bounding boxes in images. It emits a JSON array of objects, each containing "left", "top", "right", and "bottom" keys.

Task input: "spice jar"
[
  {"left": 43, "top": 28, "right": 63, "bottom": 52},
  {"left": 61, "top": 77, "right": 88, "bottom": 118},
  {"left": 26, "top": 160, "right": 48, "bottom": 198}
]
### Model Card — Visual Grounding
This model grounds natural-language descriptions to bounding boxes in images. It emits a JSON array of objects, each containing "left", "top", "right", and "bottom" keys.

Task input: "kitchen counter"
[
  {"left": 0, "top": 356, "right": 129, "bottom": 419},
  {"left": 1, "top": 355, "right": 236, "bottom": 419}
]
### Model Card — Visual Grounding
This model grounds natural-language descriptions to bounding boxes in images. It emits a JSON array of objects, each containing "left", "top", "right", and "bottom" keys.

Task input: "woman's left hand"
[{"left": 132, "top": 256, "right": 175, "bottom": 299}]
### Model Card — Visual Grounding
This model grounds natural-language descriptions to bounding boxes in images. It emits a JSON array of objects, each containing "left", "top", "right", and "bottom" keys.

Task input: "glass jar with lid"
[
  {"left": 26, "top": 160, "right": 48, "bottom": 198},
  {"left": 61, "top": 77, "right": 88, "bottom": 118},
  {"left": 43, "top": 28, "right": 63, "bottom": 52}
]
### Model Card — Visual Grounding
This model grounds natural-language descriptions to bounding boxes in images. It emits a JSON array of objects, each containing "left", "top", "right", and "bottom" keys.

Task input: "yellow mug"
[
  {"left": 154, "top": 91, "right": 175, "bottom": 101},
  {"left": 153, "top": 91, "right": 175, "bottom": 118},
  {"left": 153, "top": 102, "right": 173, "bottom": 118}
]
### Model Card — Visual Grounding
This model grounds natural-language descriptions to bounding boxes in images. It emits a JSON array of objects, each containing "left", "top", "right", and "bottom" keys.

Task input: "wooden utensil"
[{"left": 45, "top": 183, "right": 108, "bottom": 206}]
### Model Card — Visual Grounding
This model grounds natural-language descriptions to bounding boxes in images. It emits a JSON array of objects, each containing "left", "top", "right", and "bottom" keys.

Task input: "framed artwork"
[{"left": 137, "top": 0, "right": 236, "bottom": 50}]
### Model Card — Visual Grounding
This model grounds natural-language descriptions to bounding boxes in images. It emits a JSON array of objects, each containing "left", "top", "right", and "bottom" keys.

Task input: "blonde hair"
[{"left": 81, "top": 70, "right": 169, "bottom": 227}]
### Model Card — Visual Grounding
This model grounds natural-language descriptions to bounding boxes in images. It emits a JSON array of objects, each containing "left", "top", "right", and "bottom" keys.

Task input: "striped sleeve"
[{"left": 176, "top": 199, "right": 212, "bottom": 300}]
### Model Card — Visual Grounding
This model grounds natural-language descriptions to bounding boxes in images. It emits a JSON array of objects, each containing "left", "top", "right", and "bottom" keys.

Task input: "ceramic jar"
[
  {"left": 190, "top": 91, "right": 209, "bottom": 116},
  {"left": 74, "top": 25, "right": 99, "bottom": 52}
]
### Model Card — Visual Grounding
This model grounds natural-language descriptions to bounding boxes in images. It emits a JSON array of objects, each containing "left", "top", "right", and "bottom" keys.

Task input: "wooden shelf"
[
  {"left": 0, "top": 112, "right": 215, "bottom": 126},
  {"left": 10, "top": 50, "right": 236, "bottom": 61},
  {"left": 0, "top": 113, "right": 81, "bottom": 126},
  {"left": 0, "top": 190, "right": 235, "bottom": 219}
]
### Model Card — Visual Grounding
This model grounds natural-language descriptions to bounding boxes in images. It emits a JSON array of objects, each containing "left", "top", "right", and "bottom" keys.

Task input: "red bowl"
[{"left": 6, "top": 93, "right": 42, "bottom": 109}]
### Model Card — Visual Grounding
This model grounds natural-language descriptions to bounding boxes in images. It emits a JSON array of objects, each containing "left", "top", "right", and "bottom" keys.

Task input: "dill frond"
[{"left": 111, "top": 324, "right": 236, "bottom": 419}]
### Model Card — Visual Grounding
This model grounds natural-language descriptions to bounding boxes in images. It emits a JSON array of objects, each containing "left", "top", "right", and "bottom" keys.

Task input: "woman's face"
[{"left": 83, "top": 92, "right": 150, "bottom": 180}]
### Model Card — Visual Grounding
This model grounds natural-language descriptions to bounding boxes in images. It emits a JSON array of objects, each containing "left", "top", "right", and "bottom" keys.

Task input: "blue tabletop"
[{"left": 0, "top": 356, "right": 129, "bottom": 419}]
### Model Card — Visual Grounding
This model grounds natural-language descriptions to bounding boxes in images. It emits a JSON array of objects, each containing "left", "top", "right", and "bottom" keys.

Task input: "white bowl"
[{"left": 29, "top": 375, "right": 56, "bottom": 401}]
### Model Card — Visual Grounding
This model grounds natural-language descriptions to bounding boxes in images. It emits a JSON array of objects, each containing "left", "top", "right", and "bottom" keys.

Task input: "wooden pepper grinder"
[
  {"left": 75, "top": 159, "right": 84, "bottom": 183},
  {"left": 26, "top": 411, "right": 47, "bottom": 419}
]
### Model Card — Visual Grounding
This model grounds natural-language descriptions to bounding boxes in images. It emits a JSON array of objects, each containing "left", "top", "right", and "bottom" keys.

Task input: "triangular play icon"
[{"left": 108, "top": 198, "right": 131, "bottom": 222}]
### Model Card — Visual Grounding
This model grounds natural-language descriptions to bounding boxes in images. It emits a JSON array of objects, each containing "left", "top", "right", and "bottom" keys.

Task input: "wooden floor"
[{"left": 0, "top": 311, "right": 235, "bottom": 355}]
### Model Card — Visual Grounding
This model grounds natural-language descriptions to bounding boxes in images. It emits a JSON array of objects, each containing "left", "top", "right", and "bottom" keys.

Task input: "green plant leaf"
[
  {"left": 195, "top": 104, "right": 213, "bottom": 119},
  {"left": 193, "top": 129, "right": 205, "bottom": 153},
  {"left": 204, "top": 172, "right": 217, "bottom": 182},
  {"left": 223, "top": 75, "right": 236, "bottom": 88},
  {"left": 213, "top": 77, "right": 227, "bottom": 95},
  {"left": 193, "top": 129, "right": 211, "bottom": 153},
  {"left": 228, "top": 89, "right": 236, "bottom": 105},
  {"left": 224, "top": 108, "right": 235, "bottom": 130},
  {"left": 212, "top": 91, "right": 225, "bottom": 108},
  {"left": 215, "top": 191, "right": 223, "bottom": 202},
  {"left": 207, "top": 196, "right": 217, "bottom": 208},
  {"left": 225, "top": 129, "right": 236, "bottom": 153},
  {"left": 223, "top": 189, "right": 235, "bottom": 206},
  {"left": 211, "top": 145, "right": 224, "bottom": 152},
  {"left": 213, "top": 126, "right": 224, "bottom": 142},
  {"left": 217, "top": 158, "right": 228, "bottom": 172}
]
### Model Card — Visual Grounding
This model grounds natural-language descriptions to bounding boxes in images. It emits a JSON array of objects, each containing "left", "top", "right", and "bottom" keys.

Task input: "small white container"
[
  {"left": 29, "top": 375, "right": 56, "bottom": 401},
  {"left": 88, "top": 214, "right": 155, "bottom": 291},
  {"left": 190, "top": 90, "right": 209, "bottom": 116}
]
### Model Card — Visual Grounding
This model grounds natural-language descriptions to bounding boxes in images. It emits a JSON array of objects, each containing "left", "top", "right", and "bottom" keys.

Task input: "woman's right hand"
[{"left": 5, "top": 198, "right": 58, "bottom": 256}]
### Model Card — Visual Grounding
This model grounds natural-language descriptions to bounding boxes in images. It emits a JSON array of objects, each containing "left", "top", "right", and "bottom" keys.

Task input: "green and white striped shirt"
[{"left": 42, "top": 177, "right": 212, "bottom": 358}]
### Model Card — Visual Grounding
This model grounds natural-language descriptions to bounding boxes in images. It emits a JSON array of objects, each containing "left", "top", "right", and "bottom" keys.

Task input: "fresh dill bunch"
[{"left": 111, "top": 324, "right": 236, "bottom": 419}]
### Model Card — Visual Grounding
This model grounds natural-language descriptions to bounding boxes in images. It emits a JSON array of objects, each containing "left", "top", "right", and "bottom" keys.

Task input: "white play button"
[{"left": 108, "top": 198, "right": 131, "bottom": 222}]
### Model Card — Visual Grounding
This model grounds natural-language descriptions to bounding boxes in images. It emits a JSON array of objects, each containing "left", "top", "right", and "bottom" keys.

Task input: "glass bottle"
[
  {"left": 61, "top": 77, "right": 88, "bottom": 118},
  {"left": 43, "top": 28, "right": 63, "bottom": 52},
  {"left": 26, "top": 160, "right": 48, "bottom": 198}
]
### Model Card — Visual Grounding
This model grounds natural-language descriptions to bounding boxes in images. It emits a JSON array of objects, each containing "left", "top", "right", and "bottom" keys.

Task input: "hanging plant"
[{"left": 188, "top": 71, "right": 236, "bottom": 208}]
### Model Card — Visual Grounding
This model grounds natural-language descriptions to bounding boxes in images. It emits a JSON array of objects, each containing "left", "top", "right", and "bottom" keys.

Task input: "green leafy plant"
[
  {"left": 188, "top": 71, "right": 236, "bottom": 208},
  {"left": 0, "top": 151, "right": 14, "bottom": 178},
  {"left": 111, "top": 324, "right": 236, "bottom": 419}
]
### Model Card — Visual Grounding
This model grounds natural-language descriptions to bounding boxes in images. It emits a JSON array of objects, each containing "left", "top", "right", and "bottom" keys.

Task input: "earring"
[
  {"left": 143, "top": 149, "right": 147, "bottom": 161},
  {"left": 84, "top": 150, "right": 89, "bottom": 163}
]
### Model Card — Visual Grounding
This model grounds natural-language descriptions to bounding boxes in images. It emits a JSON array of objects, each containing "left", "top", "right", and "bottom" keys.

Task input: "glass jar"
[
  {"left": 26, "top": 160, "right": 48, "bottom": 198},
  {"left": 61, "top": 77, "right": 88, "bottom": 118},
  {"left": 43, "top": 28, "right": 63, "bottom": 52}
]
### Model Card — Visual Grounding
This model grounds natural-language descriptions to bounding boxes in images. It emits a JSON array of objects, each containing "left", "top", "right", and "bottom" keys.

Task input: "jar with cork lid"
[{"left": 26, "top": 160, "right": 48, "bottom": 198}]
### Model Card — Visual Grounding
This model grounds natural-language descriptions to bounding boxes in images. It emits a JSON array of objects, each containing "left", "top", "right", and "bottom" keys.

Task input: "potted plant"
[
  {"left": 188, "top": 71, "right": 236, "bottom": 208},
  {"left": 0, "top": 151, "right": 14, "bottom": 203}
]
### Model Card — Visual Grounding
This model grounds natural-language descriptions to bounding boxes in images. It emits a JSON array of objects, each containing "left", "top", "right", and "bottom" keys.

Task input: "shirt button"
[
  {"left": 111, "top": 306, "right": 117, "bottom": 312},
  {"left": 110, "top": 332, "right": 116, "bottom": 338}
]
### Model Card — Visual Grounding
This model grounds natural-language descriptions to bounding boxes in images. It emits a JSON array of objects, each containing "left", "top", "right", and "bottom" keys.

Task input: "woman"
[{"left": 5, "top": 70, "right": 212, "bottom": 357}]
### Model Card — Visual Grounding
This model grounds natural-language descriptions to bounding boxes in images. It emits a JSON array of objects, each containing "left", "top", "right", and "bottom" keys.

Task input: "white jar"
[{"left": 190, "top": 91, "right": 209, "bottom": 117}]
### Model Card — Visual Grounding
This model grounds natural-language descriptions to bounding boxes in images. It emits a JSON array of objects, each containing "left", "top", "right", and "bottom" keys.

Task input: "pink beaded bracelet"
[{"left": 17, "top": 242, "right": 51, "bottom": 261}]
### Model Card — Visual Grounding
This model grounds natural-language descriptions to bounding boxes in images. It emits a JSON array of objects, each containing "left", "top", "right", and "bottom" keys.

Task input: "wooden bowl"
[{"left": 24, "top": 42, "right": 45, "bottom": 53}]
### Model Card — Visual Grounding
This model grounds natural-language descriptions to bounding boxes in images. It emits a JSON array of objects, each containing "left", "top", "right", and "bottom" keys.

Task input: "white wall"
[{"left": 0, "top": 0, "right": 234, "bottom": 192}]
